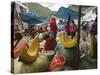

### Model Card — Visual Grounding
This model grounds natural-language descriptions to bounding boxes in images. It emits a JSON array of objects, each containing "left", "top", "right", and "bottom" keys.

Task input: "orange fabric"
[{"left": 13, "top": 39, "right": 27, "bottom": 58}]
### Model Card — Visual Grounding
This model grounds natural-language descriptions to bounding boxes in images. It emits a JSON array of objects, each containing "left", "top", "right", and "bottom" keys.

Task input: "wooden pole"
[{"left": 76, "top": 5, "right": 81, "bottom": 68}]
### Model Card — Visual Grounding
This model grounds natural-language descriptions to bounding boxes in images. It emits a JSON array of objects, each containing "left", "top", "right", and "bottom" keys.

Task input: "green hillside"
[{"left": 23, "top": 3, "right": 54, "bottom": 17}]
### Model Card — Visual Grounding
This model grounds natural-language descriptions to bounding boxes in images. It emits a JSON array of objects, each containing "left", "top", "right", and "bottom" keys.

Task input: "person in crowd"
[
  {"left": 88, "top": 20, "right": 94, "bottom": 34},
  {"left": 47, "top": 26, "right": 51, "bottom": 33},
  {"left": 45, "top": 25, "right": 48, "bottom": 32},
  {"left": 43, "top": 32, "right": 57, "bottom": 51},
  {"left": 70, "top": 20, "right": 77, "bottom": 38},
  {"left": 80, "top": 38, "right": 89, "bottom": 58},
  {"left": 91, "top": 18, "right": 97, "bottom": 36},
  {"left": 50, "top": 18, "right": 58, "bottom": 38},
  {"left": 39, "top": 26, "right": 43, "bottom": 33},
  {"left": 14, "top": 25, "right": 20, "bottom": 32},
  {"left": 80, "top": 25, "right": 88, "bottom": 41},
  {"left": 11, "top": 32, "right": 28, "bottom": 58},
  {"left": 39, "top": 32, "right": 44, "bottom": 42},
  {"left": 29, "top": 25, "right": 36, "bottom": 39},
  {"left": 90, "top": 17, "right": 97, "bottom": 58},
  {"left": 65, "top": 16, "right": 71, "bottom": 36}
]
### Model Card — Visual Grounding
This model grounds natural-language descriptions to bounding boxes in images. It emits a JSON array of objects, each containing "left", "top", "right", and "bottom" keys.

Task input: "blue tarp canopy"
[
  {"left": 19, "top": 12, "right": 46, "bottom": 24},
  {"left": 23, "top": 12, "right": 38, "bottom": 18},
  {"left": 55, "top": 6, "right": 85, "bottom": 20}
]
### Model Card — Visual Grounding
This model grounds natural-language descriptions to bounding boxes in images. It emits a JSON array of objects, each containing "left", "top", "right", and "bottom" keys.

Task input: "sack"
[
  {"left": 18, "top": 46, "right": 38, "bottom": 64},
  {"left": 48, "top": 52, "right": 65, "bottom": 71},
  {"left": 19, "top": 35, "right": 39, "bottom": 64}
]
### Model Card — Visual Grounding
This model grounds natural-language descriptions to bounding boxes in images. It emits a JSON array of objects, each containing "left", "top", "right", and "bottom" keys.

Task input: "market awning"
[
  {"left": 23, "top": 12, "right": 38, "bottom": 18},
  {"left": 55, "top": 6, "right": 85, "bottom": 20},
  {"left": 19, "top": 12, "right": 46, "bottom": 24}
]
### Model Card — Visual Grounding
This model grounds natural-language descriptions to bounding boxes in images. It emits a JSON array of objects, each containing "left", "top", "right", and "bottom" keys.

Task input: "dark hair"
[
  {"left": 44, "top": 33, "right": 50, "bottom": 40},
  {"left": 15, "top": 32, "right": 22, "bottom": 40},
  {"left": 95, "top": 17, "right": 97, "bottom": 22},
  {"left": 68, "top": 16, "right": 70, "bottom": 21},
  {"left": 91, "top": 20, "right": 94, "bottom": 22},
  {"left": 83, "top": 38, "right": 86, "bottom": 41},
  {"left": 72, "top": 20, "right": 74, "bottom": 23},
  {"left": 82, "top": 25, "right": 87, "bottom": 31}
]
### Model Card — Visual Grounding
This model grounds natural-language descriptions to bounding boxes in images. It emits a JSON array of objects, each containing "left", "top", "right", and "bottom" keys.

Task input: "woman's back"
[
  {"left": 44, "top": 37, "right": 57, "bottom": 51},
  {"left": 13, "top": 39, "right": 27, "bottom": 58}
]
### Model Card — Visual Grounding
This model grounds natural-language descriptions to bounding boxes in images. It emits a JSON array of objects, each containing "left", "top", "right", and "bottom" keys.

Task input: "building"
[
  {"left": 12, "top": 1, "right": 29, "bottom": 31},
  {"left": 82, "top": 7, "right": 97, "bottom": 21},
  {"left": 14, "top": 1, "right": 29, "bottom": 14}
]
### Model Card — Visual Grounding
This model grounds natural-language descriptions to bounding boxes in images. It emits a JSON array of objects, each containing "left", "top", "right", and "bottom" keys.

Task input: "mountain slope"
[{"left": 23, "top": 3, "right": 54, "bottom": 17}]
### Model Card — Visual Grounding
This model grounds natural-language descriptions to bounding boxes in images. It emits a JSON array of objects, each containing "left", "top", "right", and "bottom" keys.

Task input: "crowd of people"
[
  {"left": 11, "top": 10, "right": 97, "bottom": 73},
  {"left": 11, "top": 2, "right": 97, "bottom": 73},
  {"left": 80, "top": 17, "right": 97, "bottom": 58},
  {"left": 12, "top": 15, "right": 97, "bottom": 59},
  {"left": 12, "top": 16, "right": 78, "bottom": 55}
]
